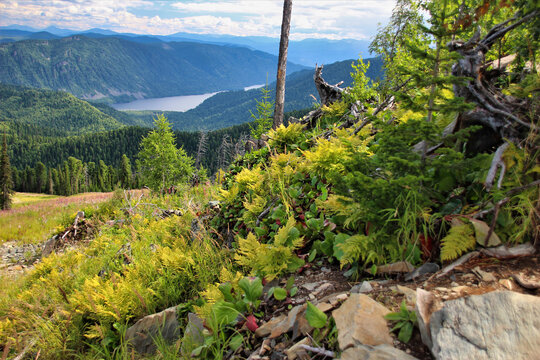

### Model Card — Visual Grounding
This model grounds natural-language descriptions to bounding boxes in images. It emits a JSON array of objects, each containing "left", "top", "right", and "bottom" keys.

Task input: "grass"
[
  {"left": 0, "top": 185, "right": 231, "bottom": 360},
  {"left": 0, "top": 192, "right": 114, "bottom": 245}
]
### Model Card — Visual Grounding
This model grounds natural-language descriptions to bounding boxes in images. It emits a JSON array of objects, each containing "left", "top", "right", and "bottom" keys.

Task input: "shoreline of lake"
[{"left": 112, "top": 84, "right": 265, "bottom": 112}]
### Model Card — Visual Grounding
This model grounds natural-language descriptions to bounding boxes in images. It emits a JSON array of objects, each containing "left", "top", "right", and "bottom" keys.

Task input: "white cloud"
[{"left": 0, "top": 0, "right": 396, "bottom": 40}]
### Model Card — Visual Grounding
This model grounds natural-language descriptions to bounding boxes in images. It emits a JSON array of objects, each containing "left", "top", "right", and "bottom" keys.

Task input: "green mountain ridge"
[
  {"left": 0, "top": 84, "right": 126, "bottom": 135},
  {"left": 134, "top": 57, "right": 384, "bottom": 131},
  {"left": 0, "top": 35, "right": 306, "bottom": 102}
]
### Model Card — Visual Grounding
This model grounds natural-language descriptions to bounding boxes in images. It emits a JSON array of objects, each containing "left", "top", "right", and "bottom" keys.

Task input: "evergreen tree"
[
  {"left": 0, "top": 133, "right": 14, "bottom": 210},
  {"left": 120, "top": 154, "right": 132, "bottom": 189},
  {"left": 35, "top": 162, "right": 47, "bottom": 193},
  {"left": 138, "top": 114, "right": 194, "bottom": 193}
]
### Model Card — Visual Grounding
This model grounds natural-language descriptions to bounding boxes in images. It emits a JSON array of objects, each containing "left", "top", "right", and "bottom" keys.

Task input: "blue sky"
[{"left": 0, "top": 0, "right": 397, "bottom": 40}]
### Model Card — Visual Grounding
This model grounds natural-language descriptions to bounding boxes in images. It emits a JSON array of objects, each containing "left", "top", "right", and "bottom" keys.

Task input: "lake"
[
  {"left": 112, "top": 92, "right": 218, "bottom": 112},
  {"left": 112, "top": 84, "right": 264, "bottom": 112}
]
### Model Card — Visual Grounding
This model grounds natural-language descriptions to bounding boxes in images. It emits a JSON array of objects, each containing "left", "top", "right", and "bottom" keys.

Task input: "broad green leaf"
[
  {"left": 212, "top": 301, "right": 240, "bottom": 325},
  {"left": 238, "top": 277, "right": 263, "bottom": 303},
  {"left": 384, "top": 312, "right": 406, "bottom": 321},
  {"left": 308, "top": 249, "right": 317, "bottom": 262},
  {"left": 218, "top": 282, "right": 235, "bottom": 303},
  {"left": 305, "top": 301, "right": 327, "bottom": 328},
  {"left": 333, "top": 233, "right": 349, "bottom": 261},
  {"left": 398, "top": 322, "right": 414, "bottom": 343},
  {"left": 289, "top": 286, "right": 298, "bottom": 297},
  {"left": 273, "top": 287, "right": 287, "bottom": 301},
  {"left": 228, "top": 334, "right": 243, "bottom": 351}
]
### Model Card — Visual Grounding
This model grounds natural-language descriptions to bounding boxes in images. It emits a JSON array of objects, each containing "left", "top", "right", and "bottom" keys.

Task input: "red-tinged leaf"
[{"left": 246, "top": 314, "right": 258, "bottom": 332}]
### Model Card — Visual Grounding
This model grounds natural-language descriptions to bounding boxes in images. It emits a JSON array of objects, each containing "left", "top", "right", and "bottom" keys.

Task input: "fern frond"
[{"left": 440, "top": 221, "right": 476, "bottom": 261}]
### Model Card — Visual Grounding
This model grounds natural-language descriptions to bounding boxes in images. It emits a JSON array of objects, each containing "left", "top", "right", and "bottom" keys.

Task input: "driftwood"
[{"left": 447, "top": 10, "right": 539, "bottom": 148}]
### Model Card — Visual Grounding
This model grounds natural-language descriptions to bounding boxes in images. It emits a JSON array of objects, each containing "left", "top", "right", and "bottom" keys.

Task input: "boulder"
[
  {"left": 125, "top": 306, "right": 180, "bottom": 354},
  {"left": 415, "top": 288, "right": 442, "bottom": 350},
  {"left": 430, "top": 291, "right": 540, "bottom": 360},
  {"left": 340, "top": 344, "right": 418, "bottom": 360},
  {"left": 332, "top": 293, "right": 392, "bottom": 350}
]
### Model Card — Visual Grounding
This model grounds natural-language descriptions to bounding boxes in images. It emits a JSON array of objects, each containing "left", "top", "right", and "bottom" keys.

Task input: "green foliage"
[
  {"left": 0, "top": 36, "right": 305, "bottom": 103},
  {"left": 234, "top": 217, "right": 305, "bottom": 280},
  {"left": 138, "top": 115, "right": 194, "bottom": 192},
  {"left": 249, "top": 83, "right": 274, "bottom": 139},
  {"left": 305, "top": 301, "right": 328, "bottom": 329},
  {"left": 0, "top": 133, "right": 14, "bottom": 210},
  {"left": 384, "top": 300, "right": 417, "bottom": 343},
  {"left": 345, "top": 57, "right": 379, "bottom": 103},
  {"left": 440, "top": 219, "right": 476, "bottom": 261}
]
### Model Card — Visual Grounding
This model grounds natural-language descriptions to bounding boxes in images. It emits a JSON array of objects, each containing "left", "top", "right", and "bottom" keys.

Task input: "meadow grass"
[
  {"left": 0, "top": 185, "right": 230, "bottom": 360},
  {"left": 0, "top": 192, "right": 114, "bottom": 245}
]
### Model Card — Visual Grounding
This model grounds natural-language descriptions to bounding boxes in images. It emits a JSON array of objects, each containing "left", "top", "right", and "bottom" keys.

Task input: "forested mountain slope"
[
  {"left": 0, "top": 36, "right": 306, "bottom": 102},
  {"left": 136, "top": 57, "right": 384, "bottom": 131},
  {"left": 0, "top": 84, "right": 125, "bottom": 134}
]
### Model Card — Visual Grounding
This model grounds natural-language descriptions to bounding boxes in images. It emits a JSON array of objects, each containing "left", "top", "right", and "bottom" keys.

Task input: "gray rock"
[
  {"left": 181, "top": 313, "right": 204, "bottom": 356},
  {"left": 125, "top": 306, "right": 180, "bottom": 354},
  {"left": 405, "top": 263, "right": 439, "bottom": 281},
  {"left": 340, "top": 344, "right": 418, "bottom": 360},
  {"left": 351, "top": 281, "right": 373, "bottom": 294},
  {"left": 301, "top": 282, "right": 319, "bottom": 292},
  {"left": 415, "top": 289, "right": 442, "bottom": 350},
  {"left": 430, "top": 291, "right": 540, "bottom": 360},
  {"left": 332, "top": 293, "right": 392, "bottom": 350},
  {"left": 42, "top": 235, "right": 58, "bottom": 257}
]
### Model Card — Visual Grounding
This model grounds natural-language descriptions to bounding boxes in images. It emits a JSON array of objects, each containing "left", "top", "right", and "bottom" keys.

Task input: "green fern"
[
  {"left": 440, "top": 220, "right": 476, "bottom": 261},
  {"left": 234, "top": 217, "right": 304, "bottom": 280}
]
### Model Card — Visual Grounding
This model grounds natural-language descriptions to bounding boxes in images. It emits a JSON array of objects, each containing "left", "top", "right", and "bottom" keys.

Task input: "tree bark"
[{"left": 273, "top": 0, "right": 292, "bottom": 129}]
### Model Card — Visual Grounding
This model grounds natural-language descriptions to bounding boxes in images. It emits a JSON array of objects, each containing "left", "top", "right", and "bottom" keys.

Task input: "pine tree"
[
  {"left": 138, "top": 114, "right": 194, "bottom": 193},
  {"left": 120, "top": 154, "right": 132, "bottom": 189},
  {"left": 0, "top": 133, "right": 14, "bottom": 210}
]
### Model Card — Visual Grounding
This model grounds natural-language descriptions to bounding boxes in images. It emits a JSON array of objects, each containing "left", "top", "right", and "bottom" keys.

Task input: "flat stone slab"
[
  {"left": 332, "top": 293, "right": 392, "bottom": 350},
  {"left": 430, "top": 291, "right": 540, "bottom": 360}
]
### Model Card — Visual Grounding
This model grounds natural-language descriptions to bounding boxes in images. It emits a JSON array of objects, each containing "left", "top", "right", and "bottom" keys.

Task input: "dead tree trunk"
[
  {"left": 273, "top": 0, "right": 292, "bottom": 129},
  {"left": 447, "top": 9, "right": 538, "bottom": 150}
]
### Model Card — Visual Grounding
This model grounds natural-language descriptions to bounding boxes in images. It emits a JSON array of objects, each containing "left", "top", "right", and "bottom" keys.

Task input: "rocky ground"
[
  {"left": 2, "top": 209, "right": 538, "bottom": 359},
  {"left": 125, "top": 243, "right": 539, "bottom": 360}
]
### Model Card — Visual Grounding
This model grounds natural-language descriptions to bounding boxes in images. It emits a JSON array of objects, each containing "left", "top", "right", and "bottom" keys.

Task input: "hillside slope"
[
  {"left": 0, "top": 84, "right": 125, "bottom": 134},
  {"left": 0, "top": 36, "right": 306, "bottom": 102},
  {"left": 138, "top": 57, "right": 384, "bottom": 131}
]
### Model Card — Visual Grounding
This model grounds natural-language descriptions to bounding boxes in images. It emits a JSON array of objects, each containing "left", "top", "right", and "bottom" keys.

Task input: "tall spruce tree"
[{"left": 0, "top": 132, "right": 14, "bottom": 210}]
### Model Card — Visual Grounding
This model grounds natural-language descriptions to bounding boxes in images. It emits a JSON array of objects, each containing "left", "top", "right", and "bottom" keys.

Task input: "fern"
[
  {"left": 234, "top": 217, "right": 304, "bottom": 280},
  {"left": 337, "top": 234, "right": 385, "bottom": 266},
  {"left": 440, "top": 219, "right": 476, "bottom": 261},
  {"left": 267, "top": 123, "right": 306, "bottom": 152}
]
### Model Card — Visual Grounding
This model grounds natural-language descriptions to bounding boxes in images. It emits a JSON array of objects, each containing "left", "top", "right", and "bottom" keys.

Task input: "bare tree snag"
[
  {"left": 314, "top": 65, "right": 344, "bottom": 105},
  {"left": 273, "top": 0, "right": 292, "bottom": 129},
  {"left": 447, "top": 10, "right": 539, "bottom": 149}
]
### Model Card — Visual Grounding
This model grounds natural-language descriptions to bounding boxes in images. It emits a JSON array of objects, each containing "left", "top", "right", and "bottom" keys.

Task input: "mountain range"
[
  {"left": 0, "top": 25, "right": 371, "bottom": 67},
  {"left": 0, "top": 35, "right": 306, "bottom": 103}
]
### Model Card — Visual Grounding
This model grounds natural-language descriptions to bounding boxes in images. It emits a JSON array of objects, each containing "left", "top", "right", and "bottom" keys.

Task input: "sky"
[{"left": 0, "top": 0, "right": 397, "bottom": 40}]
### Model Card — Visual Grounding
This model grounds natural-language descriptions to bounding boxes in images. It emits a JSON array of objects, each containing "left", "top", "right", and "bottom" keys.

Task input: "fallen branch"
[
  {"left": 300, "top": 344, "right": 335, "bottom": 358},
  {"left": 434, "top": 251, "right": 480, "bottom": 279},
  {"left": 485, "top": 142, "right": 509, "bottom": 192},
  {"left": 479, "top": 243, "right": 536, "bottom": 259},
  {"left": 13, "top": 338, "right": 37, "bottom": 360},
  {"left": 256, "top": 198, "right": 278, "bottom": 226}
]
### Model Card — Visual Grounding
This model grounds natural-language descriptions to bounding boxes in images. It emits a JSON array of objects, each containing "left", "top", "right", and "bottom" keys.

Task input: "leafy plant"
[
  {"left": 305, "top": 301, "right": 327, "bottom": 329},
  {"left": 384, "top": 300, "right": 417, "bottom": 343}
]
